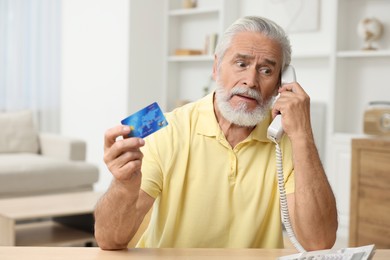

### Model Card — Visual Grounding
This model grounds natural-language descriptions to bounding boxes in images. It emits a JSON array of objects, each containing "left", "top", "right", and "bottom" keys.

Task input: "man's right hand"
[
  {"left": 95, "top": 125, "right": 152, "bottom": 250},
  {"left": 103, "top": 125, "right": 145, "bottom": 182}
]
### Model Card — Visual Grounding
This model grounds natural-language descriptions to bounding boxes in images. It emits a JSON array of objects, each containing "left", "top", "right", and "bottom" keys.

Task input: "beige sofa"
[{"left": 0, "top": 110, "right": 99, "bottom": 198}]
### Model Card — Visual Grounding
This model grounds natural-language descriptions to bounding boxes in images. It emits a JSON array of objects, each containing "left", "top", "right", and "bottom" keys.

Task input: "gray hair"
[{"left": 215, "top": 16, "right": 292, "bottom": 71}]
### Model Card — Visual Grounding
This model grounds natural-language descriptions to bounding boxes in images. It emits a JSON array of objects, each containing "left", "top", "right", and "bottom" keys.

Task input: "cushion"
[
  {"left": 0, "top": 110, "right": 39, "bottom": 153},
  {"left": 0, "top": 153, "right": 99, "bottom": 196}
]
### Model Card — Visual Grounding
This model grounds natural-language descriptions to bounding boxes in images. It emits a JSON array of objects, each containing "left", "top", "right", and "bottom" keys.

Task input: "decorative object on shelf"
[
  {"left": 204, "top": 33, "right": 218, "bottom": 55},
  {"left": 357, "top": 17, "right": 384, "bottom": 50},
  {"left": 363, "top": 101, "right": 390, "bottom": 136},
  {"left": 174, "top": 49, "right": 203, "bottom": 56},
  {"left": 182, "top": 0, "right": 197, "bottom": 9}
]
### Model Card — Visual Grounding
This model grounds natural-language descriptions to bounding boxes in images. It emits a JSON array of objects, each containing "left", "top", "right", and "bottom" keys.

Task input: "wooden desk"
[
  {"left": 0, "top": 247, "right": 389, "bottom": 260},
  {"left": 0, "top": 191, "right": 102, "bottom": 246}
]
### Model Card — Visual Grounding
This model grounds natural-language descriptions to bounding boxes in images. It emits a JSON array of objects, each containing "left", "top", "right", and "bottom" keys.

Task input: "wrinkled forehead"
[{"left": 226, "top": 32, "right": 283, "bottom": 65}]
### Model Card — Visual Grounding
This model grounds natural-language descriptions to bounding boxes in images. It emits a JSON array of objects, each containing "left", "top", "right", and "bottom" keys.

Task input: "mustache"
[{"left": 230, "top": 86, "right": 262, "bottom": 102}]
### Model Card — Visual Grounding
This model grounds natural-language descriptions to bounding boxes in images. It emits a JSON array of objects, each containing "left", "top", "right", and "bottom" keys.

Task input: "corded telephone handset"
[
  {"left": 267, "top": 65, "right": 296, "bottom": 142},
  {"left": 268, "top": 66, "right": 376, "bottom": 260}
]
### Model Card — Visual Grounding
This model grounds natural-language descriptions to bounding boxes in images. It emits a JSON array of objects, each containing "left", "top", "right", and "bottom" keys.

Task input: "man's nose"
[{"left": 242, "top": 67, "right": 257, "bottom": 87}]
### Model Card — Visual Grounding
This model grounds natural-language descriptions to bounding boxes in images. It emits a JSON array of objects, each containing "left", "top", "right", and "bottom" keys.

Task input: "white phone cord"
[{"left": 272, "top": 138, "right": 306, "bottom": 253}]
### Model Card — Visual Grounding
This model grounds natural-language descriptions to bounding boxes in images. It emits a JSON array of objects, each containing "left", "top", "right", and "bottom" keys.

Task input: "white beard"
[{"left": 215, "top": 82, "right": 274, "bottom": 127}]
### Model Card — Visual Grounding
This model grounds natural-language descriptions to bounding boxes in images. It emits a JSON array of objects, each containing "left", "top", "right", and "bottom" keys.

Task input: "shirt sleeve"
[
  {"left": 140, "top": 135, "right": 164, "bottom": 199},
  {"left": 281, "top": 136, "right": 295, "bottom": 194},
  {"left": 284, "top": 169, "right": 295, "bottom": 194}
]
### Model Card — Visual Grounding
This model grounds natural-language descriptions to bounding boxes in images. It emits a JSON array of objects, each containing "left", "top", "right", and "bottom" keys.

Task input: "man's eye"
[
  {"left": 259, "top": 68, "right": 272, "bottom": 75},
  {"left": 236, "top": 61, "right": 248, "bottom": 68}
]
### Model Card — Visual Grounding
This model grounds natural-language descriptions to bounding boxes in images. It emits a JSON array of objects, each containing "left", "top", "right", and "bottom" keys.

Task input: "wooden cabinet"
[{"left": 349, "top": 138, "right": 390, "bottom": 248}]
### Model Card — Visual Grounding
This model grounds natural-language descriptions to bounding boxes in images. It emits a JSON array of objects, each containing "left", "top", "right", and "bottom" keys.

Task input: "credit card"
[{"left": 121, "top": 102, "right": 168, "bottom": 138}]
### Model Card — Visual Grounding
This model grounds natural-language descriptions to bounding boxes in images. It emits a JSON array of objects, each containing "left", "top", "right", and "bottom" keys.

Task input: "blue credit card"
[{"left": 121, "top": 102, "right": 168, "bottom": 138}]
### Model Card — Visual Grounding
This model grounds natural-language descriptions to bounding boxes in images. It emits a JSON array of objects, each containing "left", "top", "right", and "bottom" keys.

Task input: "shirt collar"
[
  {"left": 196, "top": 92, "right": 273, "bottom": 143},
  {"left": 196, "top": 93, "right": 220, "bottom": 137}
]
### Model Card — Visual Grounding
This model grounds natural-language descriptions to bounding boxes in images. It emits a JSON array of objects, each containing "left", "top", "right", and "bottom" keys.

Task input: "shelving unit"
[
  {"left": 326, "top": 0, "right": 390, "bottom": 239},
  {"left": 162, "top": 0, "right": 238, "bottom": 111},
  {"left": 332, "top": 0, "right": 390, "bottom": 135}
]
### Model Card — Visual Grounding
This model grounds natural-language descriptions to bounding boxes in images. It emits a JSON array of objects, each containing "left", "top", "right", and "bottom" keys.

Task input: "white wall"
[
  {"left": 128, "top": 0, "right": 165, "bottom": 112},
  {"left": 61, "top": 0, "right": 164, "bottom": 191},
  {"left": 61, "top": 0, "right": 130, "bottom": 191}
]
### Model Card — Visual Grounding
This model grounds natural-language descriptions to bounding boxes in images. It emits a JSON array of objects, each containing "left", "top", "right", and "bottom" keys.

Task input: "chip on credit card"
[{"left": 121, "top": 102, "right": 168, "bottom": 138}]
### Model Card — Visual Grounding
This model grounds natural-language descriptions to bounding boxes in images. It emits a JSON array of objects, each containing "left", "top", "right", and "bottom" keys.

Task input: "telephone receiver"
[{"left": 267, "top": 65, "right": 297, "bottom": 142}]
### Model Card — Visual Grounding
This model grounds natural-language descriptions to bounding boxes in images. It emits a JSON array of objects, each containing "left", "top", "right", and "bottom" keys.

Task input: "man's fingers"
[
  {"left": 273, "top": 82, "right": 310, "bottom": 117},
  {"left": 116, "top": 160, "right": 143, "bottom": 180},
  {"left": 104, "top": 137, "right": 145, "bottom": 163},
  {"left": 279, "top": 82, "right": 305, "bottom": 94},
  {"left": 104, "top": 125, "right": 131, "bottom": 150},
  {"left": 105, "top": 150, "right": 144, "bottom": 180},
  {"left": 111, "top": 150, "right": 144, "bottom": 169}
]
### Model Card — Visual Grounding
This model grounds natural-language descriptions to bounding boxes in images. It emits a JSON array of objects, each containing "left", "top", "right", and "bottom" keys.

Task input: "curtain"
[{"left": 0, "top": 0, "right": 61, "bottom": 132}]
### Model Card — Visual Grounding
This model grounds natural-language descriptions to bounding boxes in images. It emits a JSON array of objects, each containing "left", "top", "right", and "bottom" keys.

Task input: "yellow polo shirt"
[{"left": 137, "top": 93, "right": 294, "bottom": 248}]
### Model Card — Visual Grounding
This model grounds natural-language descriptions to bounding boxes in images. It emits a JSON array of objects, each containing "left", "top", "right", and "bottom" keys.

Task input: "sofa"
[{"left": 0, "top": 110, "right": 99, "bottom": 198}]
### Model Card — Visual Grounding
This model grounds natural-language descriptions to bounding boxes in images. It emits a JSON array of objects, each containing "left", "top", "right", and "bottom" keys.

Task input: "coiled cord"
[{"left": 271, "top": 138, "right": 306, "bottom": 253}]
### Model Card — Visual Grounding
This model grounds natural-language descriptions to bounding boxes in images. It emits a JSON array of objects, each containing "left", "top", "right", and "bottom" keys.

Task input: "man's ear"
[
  {"left": 272, "top": 70, "right": 282, "bottom": 96},
  {"left": 212, "top": 55, "right": 218, "bottom": 81},
  {"left": 277, "top": 69, "right": 282, "bottom": 88}
]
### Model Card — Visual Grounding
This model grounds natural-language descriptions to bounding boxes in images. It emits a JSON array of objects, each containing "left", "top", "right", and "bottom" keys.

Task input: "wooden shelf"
[
  {"left": 168, "top": 55, "right": 214, "bottom": 62},
  {"left": 15, "top": 221, "right": 95, "bottom": 247},
  {"left": 337, "top": 50, "right": 390, "bottom": 58}
]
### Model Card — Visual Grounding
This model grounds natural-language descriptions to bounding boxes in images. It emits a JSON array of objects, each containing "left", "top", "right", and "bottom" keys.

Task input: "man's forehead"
[
  {"left": 233, "top": 53, "right": 277, "bottom": 66},
  {"left": 226, "top": 32, "right": 283, "bottom": 63}
]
